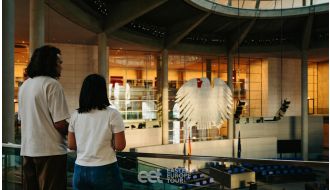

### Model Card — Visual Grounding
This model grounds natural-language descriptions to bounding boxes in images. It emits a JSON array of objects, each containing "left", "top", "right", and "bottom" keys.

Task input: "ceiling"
[{"left": 14, "top": 0, "right": 329, "bottom": 62}]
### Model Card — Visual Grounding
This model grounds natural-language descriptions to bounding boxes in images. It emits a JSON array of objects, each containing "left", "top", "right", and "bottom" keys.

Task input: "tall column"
[
  {"left": 301, "top": 51, "right": 309, "bottom": 160},
  {"left": 161, "top": 50, "right": 169, "bottom": 144},
  {"left": 206, "top": 59, "right": 212, "bottom": 82},
  {"left": 156, "top": 55, "right": 163, "bottom": 124},
  {"left": 98, "top": 33, "right": 109, "bottom": 86},
  {"left": 3, "top": 0, "right": 15, "bottom": 143},
  {"left": 227, "top": 53, "right": 234, "bottom": 140},
  {"left": 227, "top": 52, "right": 235, "bottom": 158},
  {"left": 228, "top": 0, "right": 232, "bottom": 6},
  {"left": 30, "top": 0, "right": 44, "bottom": 54}
]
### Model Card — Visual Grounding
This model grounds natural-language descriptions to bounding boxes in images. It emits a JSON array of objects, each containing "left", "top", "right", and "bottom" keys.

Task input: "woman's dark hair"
[
  {"left": 26, "top": 45, "right": 61, "bottom": 79},
  {"left": 78, "top": 74, "right": 110, "bottom": 113}
]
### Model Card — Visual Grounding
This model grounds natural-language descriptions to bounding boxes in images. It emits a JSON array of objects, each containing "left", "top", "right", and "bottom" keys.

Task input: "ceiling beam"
[
  {"left": 104, "top": 0, "right": 168, "bottom": 35},
  {"left": 45, "top": 0, "right": 102, "bottom": 33},
  {"left": 165, "top": 13, "right": 210, "bottom": 48},
  {"left": 212, "top": 21, "right": 233, "bottom": 34},
  {"left": 111, "top": 29, "right": 163, "bottom": 50},
  {"left": 71, "top": 0, "right": 102, "bottom": 19},
  {"left": 227, "top": 19, "right": 256, "bottom": 53},
  {"left": 301, "top": 14, "right": 314, "bottom": 51}
]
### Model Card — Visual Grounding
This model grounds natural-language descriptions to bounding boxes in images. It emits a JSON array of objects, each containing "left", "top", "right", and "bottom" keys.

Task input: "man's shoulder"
[
  {"left": 26, "top": 76, "right": 58, "bottom": 85},
  {"left": 41, "top": 77, "right": 62, "bottom": 88},
  {"left": 42, "top": 76, "right": 59, "bottom": 84}
]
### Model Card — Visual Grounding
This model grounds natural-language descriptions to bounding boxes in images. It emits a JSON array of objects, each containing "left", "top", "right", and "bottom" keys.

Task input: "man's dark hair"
[
  {"left": 26, "top": 45, "right": 61, "bottom": 79},
  {"left": 78, "top": 74, "right": 110, "bottom": 113}
]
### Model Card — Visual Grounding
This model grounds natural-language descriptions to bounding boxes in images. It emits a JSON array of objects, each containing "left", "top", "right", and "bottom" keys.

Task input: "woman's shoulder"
[
  {"left": 106, "top": 106, "right": 118, "bottom": 112},
  {"left": 106, "top": 106, "right": 121, "bottom": 116}
]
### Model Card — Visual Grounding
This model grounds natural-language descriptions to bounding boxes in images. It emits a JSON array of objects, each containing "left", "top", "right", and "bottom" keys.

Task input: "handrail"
[
  {"left": 2, "top": 143, "right": 21, "bottom": 149},
  {"left": 118, "top": 152, "right": 328, "bottom": 168},
  {"left": 3, "top": 143, "right": 328, "bottom": 168}
]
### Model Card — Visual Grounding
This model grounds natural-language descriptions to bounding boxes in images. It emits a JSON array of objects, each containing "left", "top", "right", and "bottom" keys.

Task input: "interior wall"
[
  {"left": 142, "top": 69, "right": 157, "bottom": 82},
  {"left": 54, "top": 43, "right": 98, "bottom": 113},
  {"left": 168, "top": 70, "right": 179, "bottom": 81},
  {"left": 266, "top": 58, "right": 301, "bottom": 117},
  {"left": 282, "top": 59, "right": 302, "bottom": 116},
  {"left": 236, "top": 116, "right": 324, "bottom": 159}
]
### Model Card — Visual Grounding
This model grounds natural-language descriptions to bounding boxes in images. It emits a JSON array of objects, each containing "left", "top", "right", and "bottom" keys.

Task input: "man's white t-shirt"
[
  {"left": 18, "top": 76, "right": 70, "bottom": 156},
  {"left": 68, "top": 107, "right": 125, "bottom": 166}
]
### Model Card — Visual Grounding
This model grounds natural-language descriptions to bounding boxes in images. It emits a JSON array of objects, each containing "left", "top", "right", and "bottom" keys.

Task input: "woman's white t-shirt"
[{"left": 68, "top": 107, "right": 124, "bottom": 166}]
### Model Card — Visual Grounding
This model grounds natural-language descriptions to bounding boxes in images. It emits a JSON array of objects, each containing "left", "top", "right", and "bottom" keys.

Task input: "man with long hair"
[{"left": 18, "top": 45, "right": 70, "bottom": 190}]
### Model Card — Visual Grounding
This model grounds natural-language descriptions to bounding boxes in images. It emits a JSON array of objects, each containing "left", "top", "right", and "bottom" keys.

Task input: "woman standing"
[{"left": 68, "top": 74, "right": 126, "bottom": 190}]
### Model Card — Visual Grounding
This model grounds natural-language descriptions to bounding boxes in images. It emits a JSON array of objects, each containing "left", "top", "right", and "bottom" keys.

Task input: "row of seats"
[
  {"left": 181, "top": 177, "right": 215, "bottom": 190},
  {"left": 205, "top": 162, "right": 249, "bottom": 174},
  {"left": 241, "top": 163, "right": 314, "bottom": 178}
]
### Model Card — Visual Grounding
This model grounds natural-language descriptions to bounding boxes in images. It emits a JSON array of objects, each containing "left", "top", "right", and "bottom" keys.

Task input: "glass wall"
[
  {"left": 308, "top": 61, "right": 329, "bottom": 114},
  {"left": 109, "top": 50, "right": 158, "bottom": 128},
  {"left": 214, "top": 0, "right": 328, "bottom": 9},
  {"left": 13, "top": 47, "right": 329, "bottom": 145},
  {"left": 13, "top": 44, "right": 30, "bottom": 112},
  {"left": 308, "top": 62, "right": 318, "bottom": 114}
]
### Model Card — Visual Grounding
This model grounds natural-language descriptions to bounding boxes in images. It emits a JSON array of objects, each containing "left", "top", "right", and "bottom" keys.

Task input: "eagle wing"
[
  {"left": 212, "top": 78, "right": 233, "bottom": 127},
  {"left": 175, "top": 78, "right": 198, "bottom": 128}
]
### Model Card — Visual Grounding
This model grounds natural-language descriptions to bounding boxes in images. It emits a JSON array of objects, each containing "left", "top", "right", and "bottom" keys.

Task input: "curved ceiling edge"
[
  {"left": 110, "top": 29, "right": 327, "bottom": 57},
  {"left": 186, "top": 0, "right": 329, "bottom": 18}
]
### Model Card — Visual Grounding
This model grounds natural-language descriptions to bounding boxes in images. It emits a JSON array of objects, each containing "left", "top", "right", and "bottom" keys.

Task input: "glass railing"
[
  {"left": 3, "top": 144, "right": 329, "bottom": 190},
  {"left": 212, "top": 0, "right": 329, "bottom": 9}
]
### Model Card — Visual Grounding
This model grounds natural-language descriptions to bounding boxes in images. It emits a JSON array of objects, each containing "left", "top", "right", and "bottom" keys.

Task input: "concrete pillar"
[
  {"left": 3, "top": 0, "right": 15, "bottom": 143},
  {"left": 227, "top": 53, "right": 234, "bottom": 140},
  {"left": 255, "top": 0, "right": 261, "bottom": 9},
  {"left": 228, "top": 0, "right": 232, "bottom": 6},
  {"left": 206, "top": 59, "right": 212, "bottom": 82},
  {"left": 98, "top": 33, "right": 109, "bottom": 87},
  {"left": 161, "top": 50, "right": 169, "bottom": 144},
  {"left": 30, "top": 0, "right": 44, "bottom": 54},
  {"left": 156, "top": 55, "right": 163, "bottom": 122},
  {"left": 301, "top": 51, "right": 309, "bottom": 160}
]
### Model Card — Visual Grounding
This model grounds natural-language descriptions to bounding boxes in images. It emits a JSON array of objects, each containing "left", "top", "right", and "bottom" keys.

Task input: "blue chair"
[
  {"left": 233, "top": 167, "right": 239, "bottom": 173},
  {"left": 275, "top": 170, "right": 281, "bottom": 175},
  {"left": 268, "top": 170, "right": 274, "bottom": 175}
]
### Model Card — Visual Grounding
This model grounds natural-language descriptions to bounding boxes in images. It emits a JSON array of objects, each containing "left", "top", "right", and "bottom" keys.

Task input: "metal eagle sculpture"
[{"left": 175, "top": 78, "right": 233, "bottom": 130}]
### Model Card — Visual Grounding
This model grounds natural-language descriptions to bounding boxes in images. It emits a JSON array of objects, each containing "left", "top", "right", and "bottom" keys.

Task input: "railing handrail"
[
  {"left": 118, "top": 152, "right": 329, "bottom": 168},
  {"left": 3, "top": 143, "right": 328, "bottom": 168}
]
